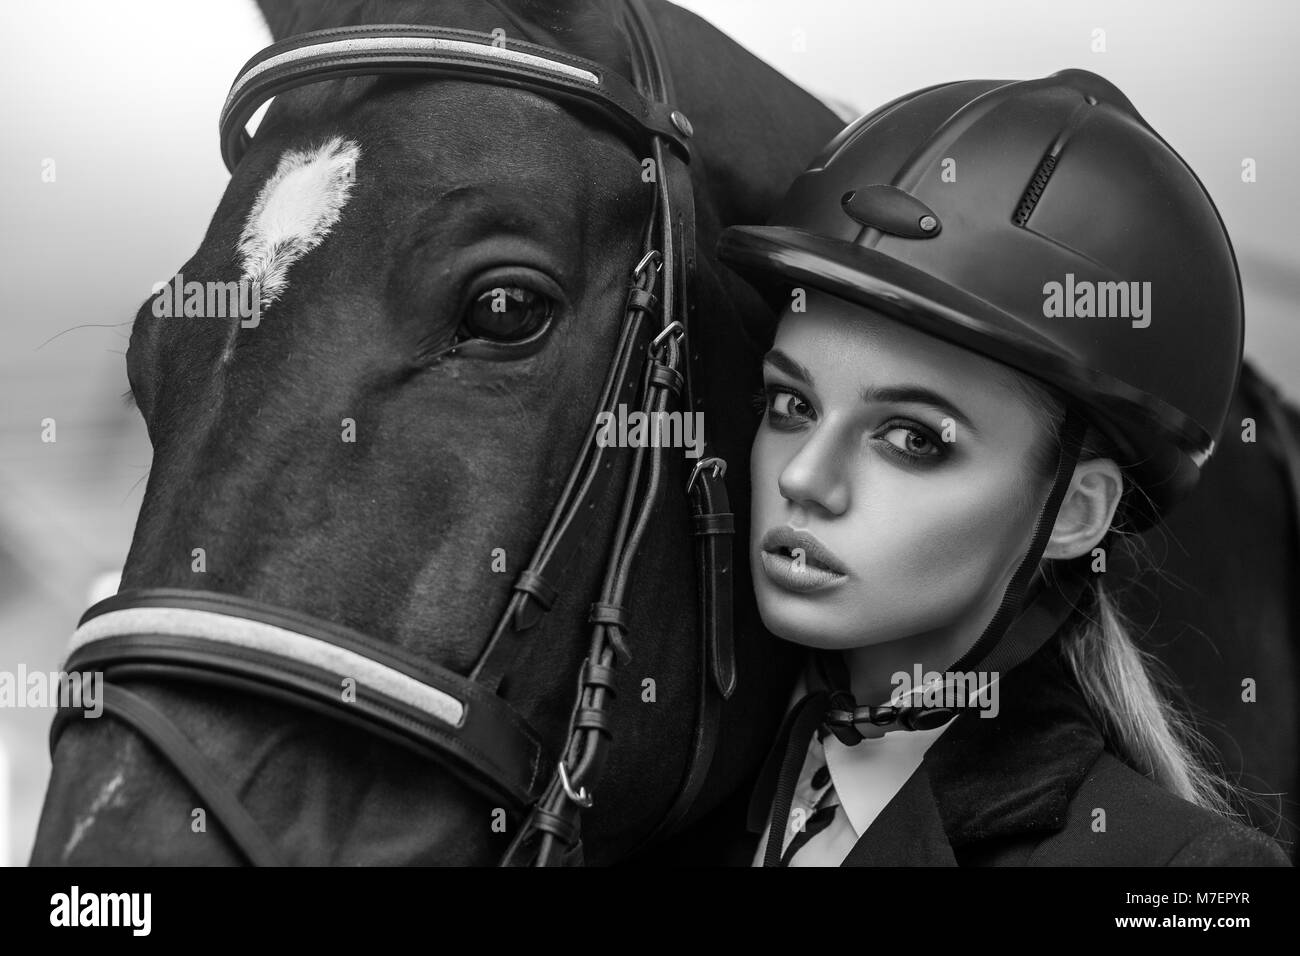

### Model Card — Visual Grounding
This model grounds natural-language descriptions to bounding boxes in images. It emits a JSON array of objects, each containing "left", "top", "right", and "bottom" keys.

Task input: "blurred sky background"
[{"left": 1, "top": 0, "right": 1297, "bottom": 865}]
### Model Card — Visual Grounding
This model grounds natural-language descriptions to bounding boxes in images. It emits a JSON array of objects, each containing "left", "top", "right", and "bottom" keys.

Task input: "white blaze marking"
[{"left": 238, "top": 135, "right": 360, "bottom": 312}]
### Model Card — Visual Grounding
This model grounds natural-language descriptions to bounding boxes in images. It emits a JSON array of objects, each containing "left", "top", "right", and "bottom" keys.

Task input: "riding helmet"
[{"left": 718, "top": 69, "right": 1244, "bottom": 530}]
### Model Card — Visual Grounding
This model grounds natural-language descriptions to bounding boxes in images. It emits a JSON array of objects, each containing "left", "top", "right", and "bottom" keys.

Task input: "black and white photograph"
[{"left": 0, "top": 0, "right": 1296, "bottom": 930}]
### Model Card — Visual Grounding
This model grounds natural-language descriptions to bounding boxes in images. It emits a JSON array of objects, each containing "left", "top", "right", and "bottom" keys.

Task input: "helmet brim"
[{"left": 718, "top": 224, "right": 1212, "bottom": 528}]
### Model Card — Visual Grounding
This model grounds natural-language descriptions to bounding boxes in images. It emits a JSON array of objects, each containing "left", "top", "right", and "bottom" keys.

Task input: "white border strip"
[
  {"left": 68, "top": 607, "right": 464, "bottom": 727},
  {"left": 225, "top": 35, "right": 600, "bottom": 119}
]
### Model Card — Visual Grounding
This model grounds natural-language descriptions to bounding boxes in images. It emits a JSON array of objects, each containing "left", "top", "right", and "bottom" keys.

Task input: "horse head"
[{"left": 32, "top": 0, "right": 843, "bottom": 865}]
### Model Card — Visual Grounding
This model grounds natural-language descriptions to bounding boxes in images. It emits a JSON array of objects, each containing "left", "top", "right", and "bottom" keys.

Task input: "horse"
[
  {"left": 28, "top": 0, "right": 842, "bottom": 866},
  {"left": 30, "top": 0, "right": 1297, "bottom": 865}
]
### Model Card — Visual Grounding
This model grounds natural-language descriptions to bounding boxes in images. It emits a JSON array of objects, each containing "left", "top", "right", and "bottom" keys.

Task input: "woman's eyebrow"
[
  {"left": 763, "top": 349, "right": 979, "bottom": 435},
  {"left": 762, "top": 348, "right": 814, "bottom": 384},
  {"left": 860, "top": 384, "right": 978, "bottom": 435}
]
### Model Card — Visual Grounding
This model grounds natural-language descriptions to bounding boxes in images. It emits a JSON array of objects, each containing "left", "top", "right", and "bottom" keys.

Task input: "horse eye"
[{"left": 462, "top": 286, "right": 553, "bottom": 342}]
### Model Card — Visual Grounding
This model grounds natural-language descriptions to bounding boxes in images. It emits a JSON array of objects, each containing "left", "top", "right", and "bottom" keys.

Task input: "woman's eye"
[
  {"left": 882, "top": 425, "right": 940, "bottom": 458},
  {"left": 767, "top": 388, "right": 815, "bottom": 422},
  {"left": 461, "top": 285, "right": 553, "bottom": 342}
]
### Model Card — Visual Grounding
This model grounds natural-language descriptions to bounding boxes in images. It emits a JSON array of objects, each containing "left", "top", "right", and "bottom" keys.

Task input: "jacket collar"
[{"left": 841, "top": 638, "right": 1105, "bottom": 864}]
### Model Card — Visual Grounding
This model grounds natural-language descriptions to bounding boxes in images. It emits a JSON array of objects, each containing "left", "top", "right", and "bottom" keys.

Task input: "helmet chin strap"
[{"left": 816, "top": 405, "right": 1090, "bottom": 743}]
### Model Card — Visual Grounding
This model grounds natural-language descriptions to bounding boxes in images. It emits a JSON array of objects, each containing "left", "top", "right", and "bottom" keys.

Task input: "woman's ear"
[{"left": 1042, "top": 458, "right": 1124, "bottom": 560}]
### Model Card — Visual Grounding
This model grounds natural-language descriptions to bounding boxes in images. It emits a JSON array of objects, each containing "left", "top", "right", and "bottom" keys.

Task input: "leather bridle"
[{"left": 52, "top": 0, "right": 738, "bottom": 866}]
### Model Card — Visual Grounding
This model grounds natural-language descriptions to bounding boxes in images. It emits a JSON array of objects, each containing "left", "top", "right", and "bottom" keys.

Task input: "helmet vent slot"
[{"left": 1012, "top": 153, "right": 1058, "bottom": 226}]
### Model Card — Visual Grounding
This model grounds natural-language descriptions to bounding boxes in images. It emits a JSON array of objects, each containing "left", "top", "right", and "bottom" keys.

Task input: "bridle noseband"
[{"left": 53, "top": 0, "right": 738, "bottom": 866}]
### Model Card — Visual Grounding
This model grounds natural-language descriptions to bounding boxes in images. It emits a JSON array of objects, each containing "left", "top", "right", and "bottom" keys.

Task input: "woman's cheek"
[{"left": 840, "top": 470, "right": 1031, "bottom": 631}]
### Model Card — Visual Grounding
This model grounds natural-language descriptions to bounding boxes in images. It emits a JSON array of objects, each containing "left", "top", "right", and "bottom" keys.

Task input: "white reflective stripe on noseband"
[
  {"left": 67, "top": 607, "right": 465, "bottom": 727},
  {"left": 223, "top": 35, "right": 602, "bottom": 126}
]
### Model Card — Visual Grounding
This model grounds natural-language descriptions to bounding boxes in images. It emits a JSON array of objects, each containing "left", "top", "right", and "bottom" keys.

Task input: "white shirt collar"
[
  {"left": 791, "top": 671, "right": 953, "bottom": 838},
  {"left": 822, "top": 714, "right": 950, "bottom": 836}
]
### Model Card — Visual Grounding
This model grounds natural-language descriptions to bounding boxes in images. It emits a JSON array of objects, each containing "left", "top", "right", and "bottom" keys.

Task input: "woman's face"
[{"left": 751, "top": 289, "right": 1051, "bottom": 655}]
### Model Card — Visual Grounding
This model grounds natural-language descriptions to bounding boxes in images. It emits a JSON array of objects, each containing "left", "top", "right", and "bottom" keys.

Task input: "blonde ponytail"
[{"left": 1057, "top": 575, "right": 1238, "bottom": 817}]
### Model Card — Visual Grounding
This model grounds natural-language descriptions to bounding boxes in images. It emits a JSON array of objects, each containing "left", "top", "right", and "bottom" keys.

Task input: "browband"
[{"left": 219, "top": 24, "right": 694, "bottom": 172}]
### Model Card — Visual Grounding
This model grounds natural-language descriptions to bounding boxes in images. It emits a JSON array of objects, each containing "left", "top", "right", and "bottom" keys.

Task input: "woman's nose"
[{"left": 776, "top": 426, "right": 850, "bottom": 516}]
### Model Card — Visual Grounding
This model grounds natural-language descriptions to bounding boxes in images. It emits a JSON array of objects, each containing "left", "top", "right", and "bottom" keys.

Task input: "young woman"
[{"left": 716, "top": 69, "right": 1291, "bottom": 866}]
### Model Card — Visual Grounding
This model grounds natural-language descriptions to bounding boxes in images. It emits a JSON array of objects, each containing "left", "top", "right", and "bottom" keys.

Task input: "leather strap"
[
  {"left": 501, "top": 326, "right": 687, "bottom": 865},
  {"left": 625, "top": 455, "right": 735, "bottom": 854},
  {"left": 947, "top": 409, "right": 1088, "bottom": 675},
  {"left": 691, "top": 462, "right": 737, "bottom": 698},
  {"left": 487, "top": 0, "right": 721, "bottom": 864},
  {"left": 219, "top": 23, "right": 692, "bottom": 172},
  {"left": 472, "top": 245, "right": 660, "bottom": 691},
  {"left": 618, "top": 0, "right": 730, "bottom": 848}
]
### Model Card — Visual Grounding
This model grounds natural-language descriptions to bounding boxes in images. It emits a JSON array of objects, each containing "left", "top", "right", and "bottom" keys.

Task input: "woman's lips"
[
  {"left": 758, "top": 549, "right": 848, "bottom": 593},
  {"left": 757, "top": 526, "right": 849, "bottom": 593}
]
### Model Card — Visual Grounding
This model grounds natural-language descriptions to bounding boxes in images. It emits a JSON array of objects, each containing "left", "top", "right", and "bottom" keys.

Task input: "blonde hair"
[
  {"left": 1056, "top": 564, "right": 1237, "bottom": 816},
  {"left": 1005, "top": 371, "right": 1240, "bottom": 818}
]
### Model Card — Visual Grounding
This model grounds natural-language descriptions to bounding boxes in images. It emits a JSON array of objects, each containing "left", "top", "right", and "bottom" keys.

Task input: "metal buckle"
[
  {"left": 632, "top": 250, "right": 662, "bottom": 280},
  {"left": 650, "top": 320, "right": 684, "bottom": 354},
  {"left": 686, "top": 456, "right": 726, "bottom": 494},
  {"left": 557, "top": 760, "right": 594, "bottom": 808}
]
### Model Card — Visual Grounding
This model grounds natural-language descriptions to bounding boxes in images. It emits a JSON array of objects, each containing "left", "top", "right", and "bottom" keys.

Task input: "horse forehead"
[
  {"left": 238, "top": 136, "right": 361, "bottom": 309},
  {"left": 360, "top": 79, "right": 636, "bottom": 179}
]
